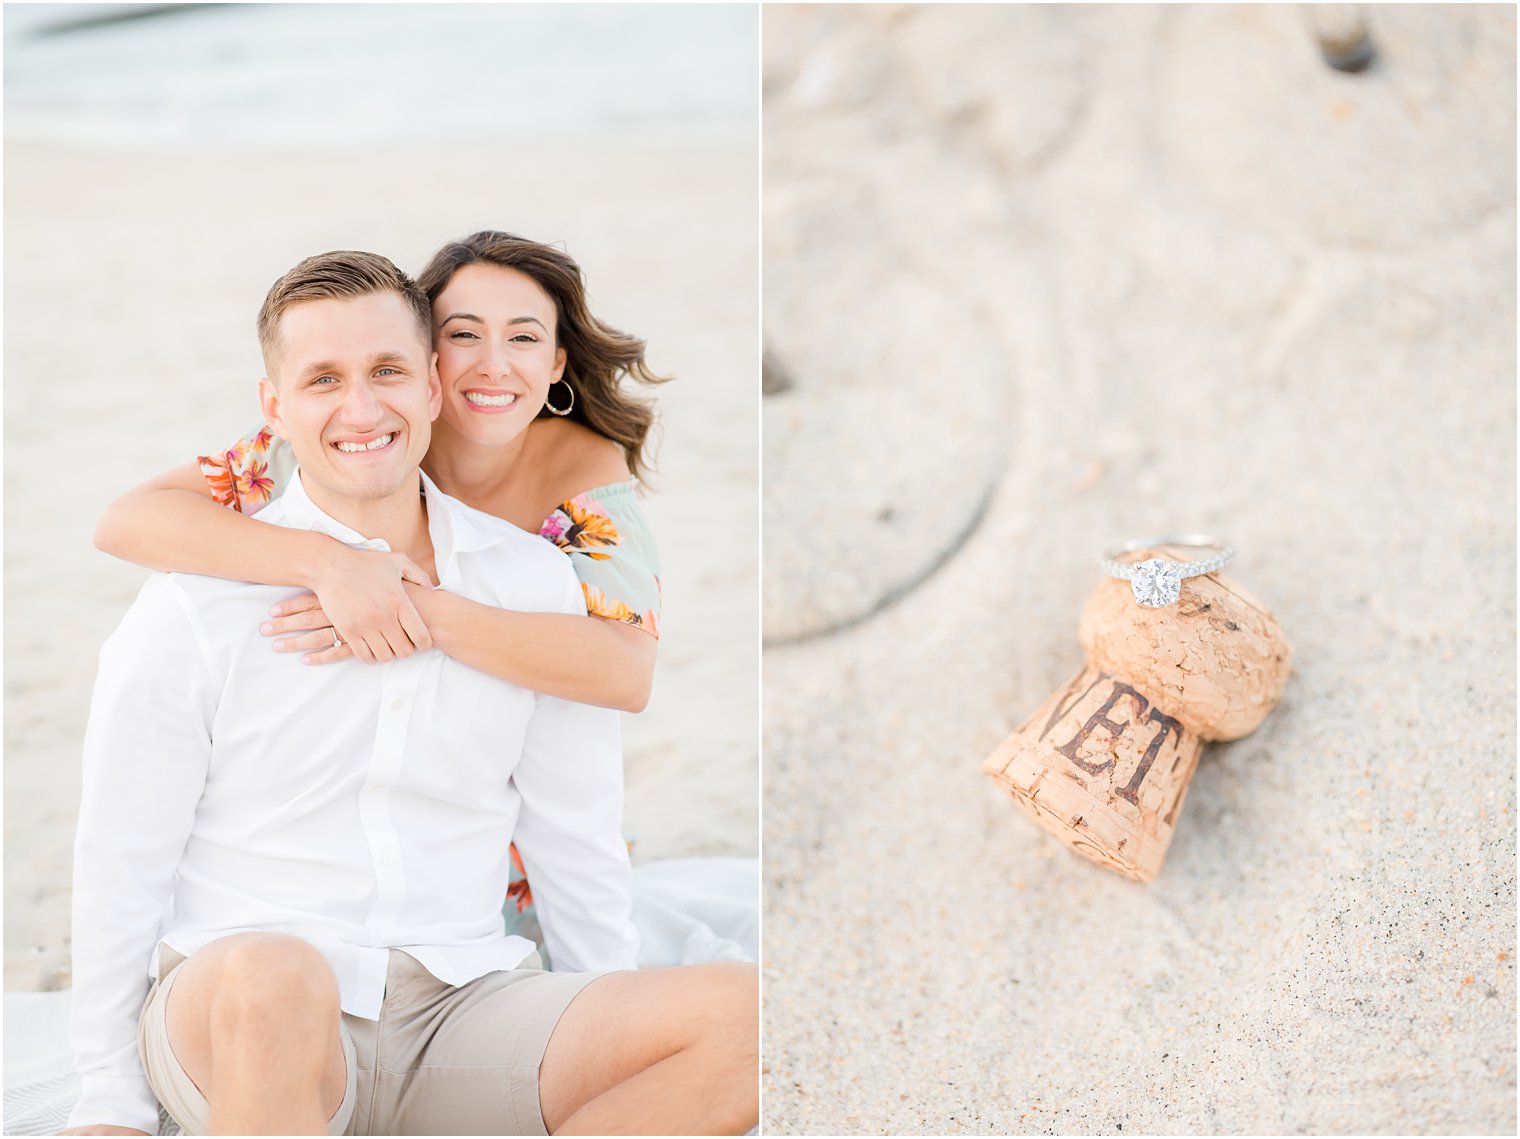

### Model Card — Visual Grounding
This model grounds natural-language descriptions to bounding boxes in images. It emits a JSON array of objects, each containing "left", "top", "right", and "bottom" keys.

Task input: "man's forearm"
[
  {"left": 510, "top": 692, "right": 640, "bottom": 973},
  {"left": 68, "top": 814, "right": 185, "bottom": 1133}
]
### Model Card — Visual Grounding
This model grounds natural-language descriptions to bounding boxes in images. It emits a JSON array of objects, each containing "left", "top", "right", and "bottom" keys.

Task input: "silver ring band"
[
  {"left": 1099, "top": 534, "right": 1234, "bottom": 608},
  {"left": 332, "top": 629, "right": 343, "bottom": 649}
]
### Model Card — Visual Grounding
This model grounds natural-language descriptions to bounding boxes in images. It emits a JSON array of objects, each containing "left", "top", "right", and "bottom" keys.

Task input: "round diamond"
[{"left": 1130, "top": 558, "right": 1182, "bottom": 607}]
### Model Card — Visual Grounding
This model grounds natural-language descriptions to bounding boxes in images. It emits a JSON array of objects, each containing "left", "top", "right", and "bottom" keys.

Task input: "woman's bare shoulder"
[{"left": 530, "top": 417, "right": 631, "bottom": 500}]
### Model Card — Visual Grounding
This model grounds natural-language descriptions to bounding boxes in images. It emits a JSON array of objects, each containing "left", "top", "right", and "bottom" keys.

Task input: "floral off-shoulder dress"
[{"left": 199, "top": 425, "right": 660, "bottom": 947}]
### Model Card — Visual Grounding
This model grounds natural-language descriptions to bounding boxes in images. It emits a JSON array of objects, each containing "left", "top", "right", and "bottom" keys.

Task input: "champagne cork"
[{"left": 983, "top": 547, "right": 1291, "bottom": 882}]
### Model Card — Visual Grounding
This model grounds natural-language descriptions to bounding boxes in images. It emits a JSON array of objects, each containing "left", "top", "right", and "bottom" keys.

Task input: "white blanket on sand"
[{"left": 3, "top": 857, "right": 758, "bottom": 1136}]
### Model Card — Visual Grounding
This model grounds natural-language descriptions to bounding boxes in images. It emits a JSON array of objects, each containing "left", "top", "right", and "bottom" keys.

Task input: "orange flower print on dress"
[
  {"left": 574, "top": 580, "right": 635, "bottom": 626},
  {"left": 534, "top": 481, "right": 660, "bottom": 640},
  {"left": 506, "top": 842, "right": 533, "bottom": 913},
  {"left": 540, "top": 497, "right": 620, "bottom": 561},
  {"left": 199, "top": 427, "right": 277, "bottom": 513},
  {"left": 199, "top": 446, "right": 246, "bottom": 511},
  {"left": 582, "top": 583, "right": 642, "bottom": 628},
  {"left": 234, "top": 459, "right": 276, "bottom": 508}
]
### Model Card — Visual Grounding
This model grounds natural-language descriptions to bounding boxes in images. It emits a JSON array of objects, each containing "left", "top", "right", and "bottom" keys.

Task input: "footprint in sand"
[{"left": 760, "top": 6, "right": 1092, "bottom": 643}]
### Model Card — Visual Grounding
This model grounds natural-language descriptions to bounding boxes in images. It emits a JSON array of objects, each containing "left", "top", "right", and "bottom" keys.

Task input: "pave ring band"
[{"left": 1100, "top": 534, "right": 1235, "bottom": 608}]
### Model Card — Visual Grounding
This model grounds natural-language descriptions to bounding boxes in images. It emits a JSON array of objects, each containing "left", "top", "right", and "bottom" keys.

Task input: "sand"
[
  {"left": 3, "top": 6, "right": 758, "bottom": 995},
  {"left": 761, "top": 4, "right": 1515, "bottom": 1134}
]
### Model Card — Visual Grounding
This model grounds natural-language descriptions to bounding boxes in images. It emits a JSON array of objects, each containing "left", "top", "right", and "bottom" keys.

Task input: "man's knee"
[
  {"left": 163, "top": 933, "right": 345, "bottom": 1112},
  {"left": 202, "top": 933, "right": 339, "bottom": 1035}
]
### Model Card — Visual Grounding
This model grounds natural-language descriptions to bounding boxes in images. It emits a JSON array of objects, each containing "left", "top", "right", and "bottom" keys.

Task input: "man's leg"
[
  {"left": 159, "top": 932, "right": 348, "bottom": 1135},
  {"left": 538, "top": 961, "right": 758, "bottom": 1136}
]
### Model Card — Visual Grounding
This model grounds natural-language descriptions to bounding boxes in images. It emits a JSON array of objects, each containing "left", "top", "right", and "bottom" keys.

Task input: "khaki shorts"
[{"left": 138, "top": 943, "right": 608, "bottom": 1135}]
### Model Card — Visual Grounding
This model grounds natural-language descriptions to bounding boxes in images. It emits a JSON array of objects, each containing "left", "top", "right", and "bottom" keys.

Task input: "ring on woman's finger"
[{"left": 332, "top": 628, "right": 343, "bottom": 649}]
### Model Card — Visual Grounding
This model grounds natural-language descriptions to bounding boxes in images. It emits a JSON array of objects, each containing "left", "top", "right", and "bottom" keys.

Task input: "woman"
[{"left": 95, "top": 230, "right": 665, "bottom": 713}]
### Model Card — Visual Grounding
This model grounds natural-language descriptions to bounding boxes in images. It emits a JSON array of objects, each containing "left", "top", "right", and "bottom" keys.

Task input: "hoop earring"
[{"left": 546, "top": 378, "right": 575, "bottom": 417}]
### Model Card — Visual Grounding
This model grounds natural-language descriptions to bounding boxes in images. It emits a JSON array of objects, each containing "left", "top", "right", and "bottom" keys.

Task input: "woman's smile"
[{"left": 461, "top": 388, "right": 522, "bottom": 413}]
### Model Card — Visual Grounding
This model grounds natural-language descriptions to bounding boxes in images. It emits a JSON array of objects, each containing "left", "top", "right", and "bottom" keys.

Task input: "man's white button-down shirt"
[{"left": 67, "top": 471, "right": 639, "bottom": 1133}]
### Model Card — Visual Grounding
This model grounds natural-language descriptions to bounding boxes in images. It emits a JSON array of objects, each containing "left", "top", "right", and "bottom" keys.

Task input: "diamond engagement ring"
[
  {"left": 332, "top": 629, "right": 343, "bottom": 649},
  {"left": 1100, "top": 535, "right": 1235, "bottom": 608}
]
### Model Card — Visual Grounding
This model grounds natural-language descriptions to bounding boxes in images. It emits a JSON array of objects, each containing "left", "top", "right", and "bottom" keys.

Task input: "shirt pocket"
[{"left": 412, "top": 658, "right": 533, "bottom": 793}]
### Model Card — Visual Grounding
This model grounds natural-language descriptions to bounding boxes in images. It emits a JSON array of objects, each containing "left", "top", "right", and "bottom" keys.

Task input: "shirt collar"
[
  {"left": 423, "top": 468, "right": 530, "bottom": 562},
  {"left": 276, "top": 466, "right": 518, "bottom": 563},
  {"left": 276, "top": 468, "right": 391, "bottom": 552}
]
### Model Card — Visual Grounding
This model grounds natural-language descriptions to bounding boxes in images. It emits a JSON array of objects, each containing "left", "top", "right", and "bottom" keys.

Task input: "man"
[{"left": 63, "top": 251, "right": 757, "bottom": 1136}]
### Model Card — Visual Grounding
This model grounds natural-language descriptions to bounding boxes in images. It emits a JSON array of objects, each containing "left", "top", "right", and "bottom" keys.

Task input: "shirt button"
[
  {"left": 390, "top": 699, "right": 404, "bottom": 712},
  {"left": 381, "top": 855, "right": 394, "bottom": 867}
]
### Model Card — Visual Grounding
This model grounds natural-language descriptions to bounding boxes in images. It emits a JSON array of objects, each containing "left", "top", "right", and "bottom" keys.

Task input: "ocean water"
[{"left": 3, "top": 3, "right": 758, "bottom": 150}]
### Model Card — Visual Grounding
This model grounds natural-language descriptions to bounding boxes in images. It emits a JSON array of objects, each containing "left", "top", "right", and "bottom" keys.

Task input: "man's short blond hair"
[{"left": 257, "top": 250, "right": 431, "bottom": 373}]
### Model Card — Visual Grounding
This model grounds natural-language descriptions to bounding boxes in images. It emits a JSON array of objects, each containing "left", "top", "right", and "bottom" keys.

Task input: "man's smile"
[{"left": 331, "top": 432, "right": 398, "bottom": 454}]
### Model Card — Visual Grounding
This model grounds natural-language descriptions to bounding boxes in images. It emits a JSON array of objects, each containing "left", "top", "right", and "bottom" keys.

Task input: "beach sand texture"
[
  {"left": 762, "top": 4, "right": 1515, "bottom": 1133},
  {"left": 4, "top": 5, "right": 758, "bottom": 994}
]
